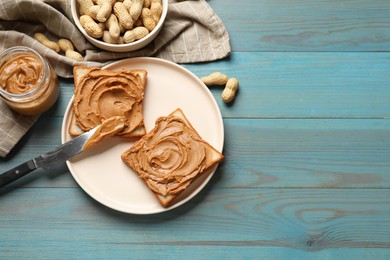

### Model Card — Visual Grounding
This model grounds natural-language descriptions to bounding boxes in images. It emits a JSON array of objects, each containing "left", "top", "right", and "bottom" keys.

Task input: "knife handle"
[{"left": 0, "top": 160, "right": 37, "bottom": 188}]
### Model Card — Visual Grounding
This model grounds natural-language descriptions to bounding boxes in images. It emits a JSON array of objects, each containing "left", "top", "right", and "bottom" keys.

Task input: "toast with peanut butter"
[
  {"left": 69, "top": 66, "right": 147, "bottom": 137},
  {"left": 121, "top": 108, "right": 224, "bottom": 208}
]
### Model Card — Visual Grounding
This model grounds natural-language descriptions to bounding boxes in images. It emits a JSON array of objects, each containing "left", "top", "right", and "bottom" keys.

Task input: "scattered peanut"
[
  {"left": 80, "top": 15, "right": 104, "bottom": 38},
  {"left": 33, "top": 33, "right": 83, "bottom": 61},
  {"left": 77, "top": 0, "right": 164, "bottom": 44},
  {"left": 123, "top": 26, "right": 149, "bottom": 43},
  {"left": 221, "top": 78, "right": 239, "bottom": 103},
  {"left": 113, "top": 2, "right": 134, "bottom": 30},
  {"left": 65, "top": 50, "right": 84, "bottom": 62},
  {"left": 140, "top": 7, "right": 156, "bottom": 31},
  {"left": 200, "top": 73, "right": 239, "bottom": 103},
  {"left": 58, "top": 39, "right": 83, "bottom": 61},
  {"left": 200, "top": 72, "right": 228, "bottom": 86},
  {"left": 34, "top": 33, "right": 60, "bottom": 53}
]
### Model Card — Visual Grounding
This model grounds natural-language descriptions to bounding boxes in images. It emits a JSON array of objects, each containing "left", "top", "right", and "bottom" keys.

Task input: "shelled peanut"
[
  {"left": 200, "top": 72, "right": 228, "bottom": 86},
  {"left": 201, "top": 72, "right": 239, "bottom": 103},
  {"left": 58, "top": 39, "right": 84, "bottom": 61},
  {"left": 34, "top": 33, "right": 83, "bottom": 61},
  {"left": 76, "top": 0, "right": 163, "bottom": 44},
  {"left": 221, "top": 78, "right": 239, "bottom": 103},
  {"left": 34, "top": 33, "right": 60, "bottom": 52}
]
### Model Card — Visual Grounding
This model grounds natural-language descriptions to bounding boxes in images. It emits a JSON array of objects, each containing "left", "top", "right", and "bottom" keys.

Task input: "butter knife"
[{"left": 0, "top": 125, "right": 100, "bottom": 188}]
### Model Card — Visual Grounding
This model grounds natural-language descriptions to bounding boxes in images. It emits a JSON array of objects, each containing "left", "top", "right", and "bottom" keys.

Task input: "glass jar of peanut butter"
[{"left": 0, "top": 46, "right": 59, "bottom": 116}]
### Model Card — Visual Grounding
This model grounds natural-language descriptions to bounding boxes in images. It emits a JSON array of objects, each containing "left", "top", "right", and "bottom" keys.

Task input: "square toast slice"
[
  {"left": 121, "top": 108, "right": 224, "bottom": 207},
  {"left": 68, "top": 66, "right": 147, "bottom": 137}
]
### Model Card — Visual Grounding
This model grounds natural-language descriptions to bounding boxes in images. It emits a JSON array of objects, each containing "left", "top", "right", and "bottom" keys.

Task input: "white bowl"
[{"left": 70, "top": 0, "right": 168, "bottom": 52}]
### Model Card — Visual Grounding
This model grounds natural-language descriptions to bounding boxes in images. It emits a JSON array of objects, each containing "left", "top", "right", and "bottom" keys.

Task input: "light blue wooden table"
[{"left": 1, "top": 0, "right": 390, "bottom": 259}]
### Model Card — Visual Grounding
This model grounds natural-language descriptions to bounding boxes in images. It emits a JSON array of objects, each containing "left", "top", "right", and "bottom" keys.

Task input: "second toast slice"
[{"left": 121, "top": 108, "right": 224, "bottom": 207}]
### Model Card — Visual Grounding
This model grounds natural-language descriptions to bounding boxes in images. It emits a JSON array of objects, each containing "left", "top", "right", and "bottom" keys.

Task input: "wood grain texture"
[
  {"left": 0, "top": 188, "right": 389, "bottom": 258},
  {"left": 209, "top": 0, "right": 390, "bottom": 51},
  {"left": 51, "top": 52, "right": 390, "bottom": 119},
  {"left": 186, "top": 52, "right": 390, "bottom": 118}
]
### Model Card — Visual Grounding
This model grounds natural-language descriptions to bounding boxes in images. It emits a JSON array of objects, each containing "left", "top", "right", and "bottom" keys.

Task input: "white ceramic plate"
[{"left": 61, "top": 57, "right": 224, "bottom": 214}]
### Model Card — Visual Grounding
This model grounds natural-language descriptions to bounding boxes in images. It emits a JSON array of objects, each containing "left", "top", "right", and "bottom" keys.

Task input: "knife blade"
[{"left": 0, "top": 125, "right": 99, "bottom": 188}]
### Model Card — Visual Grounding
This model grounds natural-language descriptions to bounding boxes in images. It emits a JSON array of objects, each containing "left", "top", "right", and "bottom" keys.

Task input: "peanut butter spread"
[
  {"left": 74, "top": 67, "right": 146, "bottom": 137},
  {"left": 83, "top": 116, "right": 126, "bottom": 151},
  {"left": 122, "top": 112, "right": 214, "bottom": 197},
  {"left": 0, "top": 48, "right": 59, "bottom": 116},
  {"left": 0, "top": 54, "right": 43, "bottom": 94}
]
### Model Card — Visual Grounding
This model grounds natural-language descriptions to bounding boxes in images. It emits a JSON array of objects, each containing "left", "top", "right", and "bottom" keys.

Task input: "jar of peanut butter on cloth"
[{"left": 0, "top": 46, "right": 59, "bottom": 116}]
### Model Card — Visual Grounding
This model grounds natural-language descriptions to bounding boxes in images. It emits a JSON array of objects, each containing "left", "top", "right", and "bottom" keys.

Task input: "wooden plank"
[
  {"left": 209, "top": 0, "right": 390, "bottom": 51},
  {"left": 185, "top": 52, "right": 390, "bottom": 118},
  {"left": 1, "top": 117, "right": 389, "bottom": 189},
  {"left": 221, "top": 118, "right": 390, "bottom": 189},
  {"left": 54, "top": 52, "right": 390, "bottom": 119},
  {"left": 0, "top": 188, "right": 389, "bottom": 258}
]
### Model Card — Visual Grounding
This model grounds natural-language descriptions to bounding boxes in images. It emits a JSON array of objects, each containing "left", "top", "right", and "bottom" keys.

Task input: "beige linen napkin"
[{"left": 0, "top": 0, "right": 231, "bottom": 157}]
